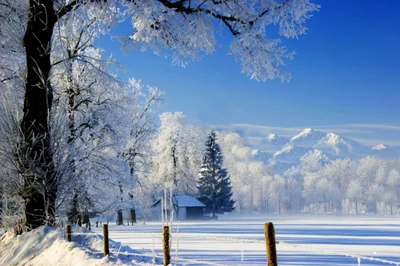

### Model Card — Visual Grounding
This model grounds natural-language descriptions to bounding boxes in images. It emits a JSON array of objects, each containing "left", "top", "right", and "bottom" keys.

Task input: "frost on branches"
[
  {"left": 149, "top": 112, "right": 204, "bottom": 197},
  {"left": 0, "top": 0, "right": 317, "bottom": 230},
  {"left": 125, "top": 0, "right": 319, "bottom": 81}
]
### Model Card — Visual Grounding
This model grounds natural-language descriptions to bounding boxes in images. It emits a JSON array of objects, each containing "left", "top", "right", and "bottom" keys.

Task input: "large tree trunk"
[{"left": 21, "top": 0, "right": 57, "bottom": 230}]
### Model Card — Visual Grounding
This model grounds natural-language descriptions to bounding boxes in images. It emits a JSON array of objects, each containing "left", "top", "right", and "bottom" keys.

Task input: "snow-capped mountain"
[
  {"left": 251, "top": 149, "right": 272, "bottom": 162},
  {"left": 273, "top": 144, "right": 313, "bottom": 164},
  {"left": 373, "top": 144, "right": 387, "bottom": 151},
  {"left": 290, "top": 128, "right": 326, "bottom": 147},
  {"left": 372, "top": 144, "right": 400, "bottom": 159},
  {"left": 313, "top": 132, "right": 370, "bottom": 159},
  {"left": 284, "top": 149, "right": 332, "bottom": 177},
  {"left": 299, "top": 149, "right": 332, "bottom": 165},
  {"left": 250, "top": 128, "right": 400, "bottom": 174},
  {"left": 261, "top": 133, "right": 290, "bottom": 153},
  {"left": 267, "top": 133, "right": 290, "bottom": 145}
]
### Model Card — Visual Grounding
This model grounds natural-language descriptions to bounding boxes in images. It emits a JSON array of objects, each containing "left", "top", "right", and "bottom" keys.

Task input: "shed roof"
[
  {"left": 174, "top": 196, "right": 205, "bottom": 207},
  {"left": 152, "top": 196, "right": 205, "bottom": 208}
]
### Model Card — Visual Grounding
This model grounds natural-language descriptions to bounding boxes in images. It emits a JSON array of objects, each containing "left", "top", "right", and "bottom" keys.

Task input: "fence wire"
[{"left": 69, "top": 227, "right": 400, "bottom": 266}]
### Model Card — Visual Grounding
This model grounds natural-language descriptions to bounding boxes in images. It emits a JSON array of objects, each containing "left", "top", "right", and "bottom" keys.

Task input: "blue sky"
[{"left": 97, "top": 0, "right": 400, "bottom": 147}]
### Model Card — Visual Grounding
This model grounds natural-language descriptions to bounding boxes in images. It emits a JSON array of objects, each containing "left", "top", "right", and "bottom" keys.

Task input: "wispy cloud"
[
  {"left": 350, "top": 138, "right": 400, "bottom": 147},
  {"left": 221, "top": 124, "right": 303, "bottom": 137},
  {"left": 312, "top": 123, "right": 400, "bottom": 133},
  {"left": 344, "top": 123, "right": 400, "bottom": 131}
]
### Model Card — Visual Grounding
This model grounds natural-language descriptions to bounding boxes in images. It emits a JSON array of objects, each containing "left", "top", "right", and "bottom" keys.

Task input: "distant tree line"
[{"left": 218, "top": 131, "right": 400, "bottom": 215}]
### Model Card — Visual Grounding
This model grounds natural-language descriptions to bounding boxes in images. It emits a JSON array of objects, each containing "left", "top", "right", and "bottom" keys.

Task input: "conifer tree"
[{"left": 197, "top": 131, "right": 235, "bottom": 217}]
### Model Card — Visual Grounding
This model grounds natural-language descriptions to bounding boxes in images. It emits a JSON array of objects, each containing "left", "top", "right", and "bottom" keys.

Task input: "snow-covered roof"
[
  {"left": 174, "top": 196, "right": 205, "bottom": 207},
  {"left": 152, "top": 196, "right": 205, "bottom": 208}
]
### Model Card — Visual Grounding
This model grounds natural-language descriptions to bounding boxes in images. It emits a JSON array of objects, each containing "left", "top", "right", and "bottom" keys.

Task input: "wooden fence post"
[
  {"left": 103, "top": 224, "right": 109, "bottom": 257},
  {"left": 66, "top": 225, "right": 71, "bottom": 242},
  {"left": 264, "top": 222, "right": 278, "bottom": 266},
  {"left": 162, "top": 226, "right": 170, "bottom": 266}
]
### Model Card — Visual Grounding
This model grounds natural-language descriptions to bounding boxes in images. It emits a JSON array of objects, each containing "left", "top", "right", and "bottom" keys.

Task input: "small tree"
[{"left": 197, "top": 131, "right": 235, "bottom": 218}]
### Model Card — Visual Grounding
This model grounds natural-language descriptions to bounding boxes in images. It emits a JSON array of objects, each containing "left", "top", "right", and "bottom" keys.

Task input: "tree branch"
[
  {"left": 57, "top": 1, "right": 79, "bottom": 19},
  {"left": 57, "top": 0, "right": 107, "bottom": 19},
  {"left": 155, "top": 0, "right": 291, "bottom": 36}
]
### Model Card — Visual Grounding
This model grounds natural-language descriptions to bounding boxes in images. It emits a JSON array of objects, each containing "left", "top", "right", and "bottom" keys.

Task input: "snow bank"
[{"left": 0, "top": 226, "right": 156, "bottom": 266}]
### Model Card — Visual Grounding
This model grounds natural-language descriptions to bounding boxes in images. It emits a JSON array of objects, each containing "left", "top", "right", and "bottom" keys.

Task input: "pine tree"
[{"left": 197, "top": 131, "right": 235, "bottom": 218}]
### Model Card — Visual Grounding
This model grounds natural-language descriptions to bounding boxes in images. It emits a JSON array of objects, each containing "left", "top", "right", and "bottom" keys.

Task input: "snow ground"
[
  {"left": 94, "top": 214, "right": 400, "bottom": 266},
  {"left": 1, "top": 214, "right": 399, "bottom": 265}
]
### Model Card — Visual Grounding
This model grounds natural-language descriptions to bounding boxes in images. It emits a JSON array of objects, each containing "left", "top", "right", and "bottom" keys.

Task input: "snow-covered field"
[
  {"left": 92, "top": 214, "right": 400, "bottom": 266},
  {"left": 1, "top": 214, "right": 400, "bottom": 265}
]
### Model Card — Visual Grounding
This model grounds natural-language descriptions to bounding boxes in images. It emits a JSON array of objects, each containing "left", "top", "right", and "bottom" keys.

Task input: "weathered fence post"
[
  {"left": 103, "top": 224, "right": 110, "bottom": 257},
  {"left": 264, "top": 222, "right": 278, "bottom": 266},
  {"left": 66, "top": 225, "right": 71, "bottom": 242},
  {"left": 162, "top": 226, "right": 170, "bottom": 266}
]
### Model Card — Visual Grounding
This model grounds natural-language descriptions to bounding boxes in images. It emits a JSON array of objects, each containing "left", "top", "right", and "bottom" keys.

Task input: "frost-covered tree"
[
  {"left": 355, "top": 156, "right": 381, "bottom": 213},
  {"left": 50, "top": 12, "right": 163, "bottom": 221},
  {"left": 284, "top": 177, "right": 303, "bottom": 212},
  {"left": 150, "top": 112, "right": 204, "bottom": 197},
  {"left": 53, "top": 77, "right": 162, "bottom": 220},
  {"left": 120, "top": 79, "right": 164, "bottom": 181},
  {"left": 218, "top": 131, "right": 274, "bottom": 211},
  {"left": 247, "top": 161, "right": 269, "bottom": 210},
  {"left": 259, "top": 174, "right": 274, "bottom": 213},
  {"left": 286, "top": 149, "right": 329, "bottom": 179},
  {"left": 268, "top": 174, "right": 286, "bottom": 213},
  {"left": 346, "top": 179, "right": 363, "bottom": 214},
  {"left": 0, "top": 0, "right": 318, "bottom": 229},
  {"left": 197, "top": 131, "right": 235, "bottom": 217},
  {"left": 302, "top": 158, "right": 355, "bottom": 213},
  {"left": 381, "top": 168, "right": 400, "bottom": 215},
  {"left": 49, "top": 16, "right": 120, "bottom": 221},
  {"left": 218, "top": 131, "right": 250, "bottom": 210},
  {"left": 326, "top": 159, "right": 354, "bottom": 211}
]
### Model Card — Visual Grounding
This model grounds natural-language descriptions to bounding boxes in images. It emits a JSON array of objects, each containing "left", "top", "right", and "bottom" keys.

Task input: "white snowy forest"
[
  {"left": 0, "top": 0, "right": 321, "bottom": 232},
  {"left": 0, "top": 0, "right": 399, "bottom": 233},
  {"left": 0, "top": 0, "right": 399, "bottom": 232},
  {"left": 218, "top": 130, "right": 400, "bottom": 215},
  {"left": 1, "top": 1, "right": 400, "bottom": 265}
]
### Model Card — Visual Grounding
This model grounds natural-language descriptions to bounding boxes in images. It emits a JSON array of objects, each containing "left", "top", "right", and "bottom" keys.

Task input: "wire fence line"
[
  {"left": 89, "top": 250, "right": 231, "bottom": 266},
  {"left": 168, "top": 232, "right": 400, "bottom": 265},
  {"left": 67, "top": 227, "right": 229, "bottom": 266},
  {"left": 277, "top": 241, "right": 400, "bottom": 266},
  {"left": 119, "top": 231, "right": 399, "bottom": 266},
  {"left": 67, "top": 227, "right": 400, "bottom": 266},
  {"left": 175, "top": 233, "right": 400, "bottom": 266},
  {"left": 115, "top": 251, "right": 230, "bottom": 266},
  {"left": 123, "top": 232, "right": 399, "bottom": 265}
]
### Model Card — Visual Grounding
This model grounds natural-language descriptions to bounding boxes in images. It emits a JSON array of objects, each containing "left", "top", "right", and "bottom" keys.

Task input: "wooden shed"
[{"left": 152, "top": 195, "right": 205, "bottom": 221}]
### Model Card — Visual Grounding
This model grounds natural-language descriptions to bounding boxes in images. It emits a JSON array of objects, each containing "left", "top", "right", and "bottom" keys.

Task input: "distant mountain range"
[{"left": 251, "top": 128, "right": 400, "bottom": 174}]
